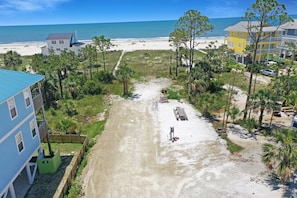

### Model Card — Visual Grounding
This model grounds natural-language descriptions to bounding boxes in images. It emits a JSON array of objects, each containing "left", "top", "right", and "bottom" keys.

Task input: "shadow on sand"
[{"left": 266, "top": 173, "right": 297, "bottom": 198}]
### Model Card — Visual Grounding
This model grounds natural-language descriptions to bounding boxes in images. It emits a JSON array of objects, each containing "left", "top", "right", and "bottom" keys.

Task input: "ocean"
[{"left": 0, "top": 15, "right": 296, "bottom": 44}]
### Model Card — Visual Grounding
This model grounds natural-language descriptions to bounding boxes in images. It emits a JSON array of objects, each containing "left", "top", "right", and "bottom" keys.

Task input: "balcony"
[
  {"left": 282, "top": 35, "right": 297, "bottom": 40},
  {"left": 246, "top": 37, "right": 282, "bottom": 44},
  {"left": 255, "top": 48, "right": 280, "bottom": 54},
  {"left": 38, "top": 120, "right": 48, "bottom": 141},
  {"left": 33, "top": 93, "right": 44, "bottom": 112}
]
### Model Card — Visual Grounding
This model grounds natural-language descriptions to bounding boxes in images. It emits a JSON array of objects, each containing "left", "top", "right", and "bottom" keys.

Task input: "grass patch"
[
  {"left": 41, "top": 143, "right": 82, "bottom": 156},
  {"left": 220, "top": 134, "right": 244, "bottom": 153},
  {"left": 167, "top": 89, "right": 182, "bottom": 100},
  {"left": 121, "top": 50, "right": 175, "bottom": 79},
  {"left": 83, "top": 120, "right": 106, "bottom": 139}
]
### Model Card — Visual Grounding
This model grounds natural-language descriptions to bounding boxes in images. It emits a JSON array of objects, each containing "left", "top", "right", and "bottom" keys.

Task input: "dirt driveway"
[{"left": 81, "top": 78, "right": 283, "bottom": 198}]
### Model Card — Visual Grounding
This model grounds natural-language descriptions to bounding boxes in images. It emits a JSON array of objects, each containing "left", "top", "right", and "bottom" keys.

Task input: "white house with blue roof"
[{"left": 0, "top": 69, "right": 50, "bottom": 198}]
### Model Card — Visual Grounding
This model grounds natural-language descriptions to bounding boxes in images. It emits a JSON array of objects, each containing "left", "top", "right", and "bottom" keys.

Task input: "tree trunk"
[
  {"left": 58, "top": 70, "right": 64, "bottom": 99},
  {"left": 103, "top": 52, "right": 106, "bottom": 71},
  {"left": 89, "top": 59, "right": 93, "bottom": 79},
  {"left": 124, "top": 79, "right": 128, "bottom": 95},
  {"left": 259, "top": 108, "right": 264, "bottom": 126},
  {"left": 175, "top": 48, "right": 179, "bottom": 76},
  {"left": 244, "top": 42, "right": 259, "bottom": 120}
]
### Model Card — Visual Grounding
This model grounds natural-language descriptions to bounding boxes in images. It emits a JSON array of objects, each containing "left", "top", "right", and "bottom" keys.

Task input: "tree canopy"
[{"left": 175, "top": 10, "right": 214, "bottom": 69}]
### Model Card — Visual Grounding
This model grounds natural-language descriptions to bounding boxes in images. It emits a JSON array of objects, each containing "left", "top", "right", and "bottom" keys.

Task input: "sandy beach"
[{"left": 0, "top": 37, "right": 225, "bottom": 56}]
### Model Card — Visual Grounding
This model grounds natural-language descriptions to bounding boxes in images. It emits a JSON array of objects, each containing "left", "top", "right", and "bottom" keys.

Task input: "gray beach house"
[{"left": 41, "top": 32, "right": 84, "bottom": 56}]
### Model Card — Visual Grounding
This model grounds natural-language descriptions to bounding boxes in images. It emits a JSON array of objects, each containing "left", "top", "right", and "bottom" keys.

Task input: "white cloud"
[{"left": 0, "top": 0, "right": 69, "bottom": 13}]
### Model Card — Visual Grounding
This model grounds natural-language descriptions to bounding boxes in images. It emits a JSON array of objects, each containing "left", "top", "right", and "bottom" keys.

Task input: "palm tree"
[
  {"left": 81, "top": 44, "right": 97, "bottom": 79},
  {"left": 263, "top": 129, "right": 297, "bottom": 183},
  {"left": 115, "top": 65, "right": 134, "bottom": 96},
  {"left": 250, "top": 89, "right": 275, "bottom": 126},
  {"left": 93, "top": 35, "right": 114, "bottom": 71},
  {"left": 3, "top": 50, "right": 22, "bottom": 70},
  {"left": 41, "top": 71, "right": 59, "bottom": 108},
  {"left": 60, "top": 50, "right": 79, "bottom": 79},
  {"left": 31, "top": 54, "right": 46, "bottom": 73},
  {"left": 64, "top": 76, "right": 81, "bottom": 99}
]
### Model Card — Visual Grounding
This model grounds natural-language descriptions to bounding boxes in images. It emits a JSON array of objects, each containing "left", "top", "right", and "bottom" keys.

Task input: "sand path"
[{"left": 81, "top": 78, "right": 283, "bottom": 198}]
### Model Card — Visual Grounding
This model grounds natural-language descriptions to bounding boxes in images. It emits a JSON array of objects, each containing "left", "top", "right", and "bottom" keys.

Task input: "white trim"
[
  {"left": 15, "top": 131, "right": 25, "bottom": 154},
  {"left": 23, "top": 88, "right": 31, "bottom": 109},
  {"left": 0, "top": 112, "right": 34, "bottom": 144},
  {"left": 7, "top": 97, "right": 18, "bottom": 120},
  {"left": 30, "top": 119, "right": 37, "bottom": 139}
]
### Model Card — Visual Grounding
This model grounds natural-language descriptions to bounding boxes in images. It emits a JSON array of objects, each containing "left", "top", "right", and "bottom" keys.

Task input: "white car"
[
  {"left": 265, "top": 61, "right": 277, "bottom": 66},
  {"left": 260, "top": 69, "right": 277, "bottom": 76}
]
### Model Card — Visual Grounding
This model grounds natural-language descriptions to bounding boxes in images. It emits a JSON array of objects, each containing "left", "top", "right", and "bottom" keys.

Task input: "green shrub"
[
  {"left": 55, "top": 119, "right": 77, "bottom": 134},
  {"left": 167, "top": 89, "right": 181, "bottom": 100},
  {"left": 83, "top": 80, "right": 102, "bottom": 95},
  {"left": 63, "top": 100, "right": 78, "bottom": 116},
  {"left": 94, "top": 71, "right": 115, "bottom": 84}
]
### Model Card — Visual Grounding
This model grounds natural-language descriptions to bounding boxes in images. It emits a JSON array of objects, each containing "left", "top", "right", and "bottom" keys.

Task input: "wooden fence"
[{"left": 43, "top": 134, "right": 89, "bottom": 198}]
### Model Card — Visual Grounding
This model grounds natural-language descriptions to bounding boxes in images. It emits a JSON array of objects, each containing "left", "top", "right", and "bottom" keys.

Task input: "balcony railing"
[
  {"left": 33, "top": 93, "right": 44, "bottom": 112},
  {"left": 38, "top": 120, "right": 48, "bottom": 141},
  {"left": 246, "top": 37, "right": 282, "bottom": 44},
  {"left": 255, "top": 48, "right": 280, "bottom": 54},
  {"left": 282, "top": 35, "right": 297, "bottom": 40}
]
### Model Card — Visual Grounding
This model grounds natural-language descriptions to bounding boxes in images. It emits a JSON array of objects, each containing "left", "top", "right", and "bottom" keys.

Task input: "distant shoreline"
[
  {"left": 0, "top": 36, "right": 226, "bottom": 56},
  {"left": 0, "top": 36, "right": 225, "bottom": 45}
]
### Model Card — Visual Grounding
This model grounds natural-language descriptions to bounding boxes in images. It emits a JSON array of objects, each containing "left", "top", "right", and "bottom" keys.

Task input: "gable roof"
[
  {"left": 46, "top": 33, "right": 73, "bottom": 40},
  {"left": 280, "top": 19, "right": 297, "bottom": 29},
  {"left": 0, "top": 69, "right": 44, "bottom": 103},
  {"left": 224, "top": 21, "right": 284, "bottom": 33}
]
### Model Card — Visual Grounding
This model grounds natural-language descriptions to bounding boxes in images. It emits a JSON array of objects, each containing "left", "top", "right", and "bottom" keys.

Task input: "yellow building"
[{"left": 225, "top": 21, "right": 283, "bottom": 64}]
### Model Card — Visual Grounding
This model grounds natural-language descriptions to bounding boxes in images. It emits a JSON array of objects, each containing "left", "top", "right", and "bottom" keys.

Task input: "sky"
[{"left": 0, "top": 0, "right": 296, "bottom": 26}]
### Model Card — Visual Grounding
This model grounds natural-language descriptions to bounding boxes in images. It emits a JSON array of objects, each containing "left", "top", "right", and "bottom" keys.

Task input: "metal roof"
[
  {"left": 0, "top": 69, "right": 44, "bottom": 103},
  {"left": 45, "top": 33, "right": 73, "bottom": 40},
  {"left": 224, "top": 21, "right": 284, "bottom": 32},
  {"left": 280, "top": 19, "right": 297, "bottom": 29}
]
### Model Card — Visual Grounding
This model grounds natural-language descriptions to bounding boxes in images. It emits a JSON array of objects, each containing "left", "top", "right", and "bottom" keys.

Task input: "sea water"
[{"left": 0, "top": 15, "right": 296, "bottom": 43}]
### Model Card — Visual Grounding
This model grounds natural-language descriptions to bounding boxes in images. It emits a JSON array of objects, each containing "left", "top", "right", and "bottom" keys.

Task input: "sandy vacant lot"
[{"left": 81, "top": 78, "right": 284, "bottom": 198}]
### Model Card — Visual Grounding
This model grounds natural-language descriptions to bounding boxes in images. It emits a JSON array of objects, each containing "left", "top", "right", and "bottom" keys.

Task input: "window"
[
  {"left": 51, "top": 40, "right": 56, "bottom": 44},
  {"left": 30, "top": 120, "right": 37, "bottom": 138},
  {"left": 15, "top": 132, "right": 24, "bottom": 153},
  {"left": 8, "top": 97, "right": 17, "bottom": 119},
  {"left": 59, "top": 40, "right": 64, "bottom": 44},
  {"left": 24, "top": 88, "right": 31, "bottom": 107},
  {"left": 269, "top": 44, "right": 275, "bottom": 48},
  {"left": 57, "top": 48, "right": 61, "bottom": 51},
  {"left": 238, "top": 43, "right": 241, "bottom": 48}
]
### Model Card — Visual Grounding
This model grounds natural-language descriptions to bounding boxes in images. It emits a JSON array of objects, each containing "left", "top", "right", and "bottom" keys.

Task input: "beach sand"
[
  {"left": 0, "top": 37, "right": 225, "bottom": 56},
  {"left": 81, "top": 78, "right": 284, "bottom": 198}
]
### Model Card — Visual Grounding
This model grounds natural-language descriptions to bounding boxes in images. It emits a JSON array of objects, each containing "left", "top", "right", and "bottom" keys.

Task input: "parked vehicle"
[
  {"left": 260, "top": 69, "right": 277, "bottom": 76},
  {"left": 265, "top": 61, "right": 277, "bottom": 66}
]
